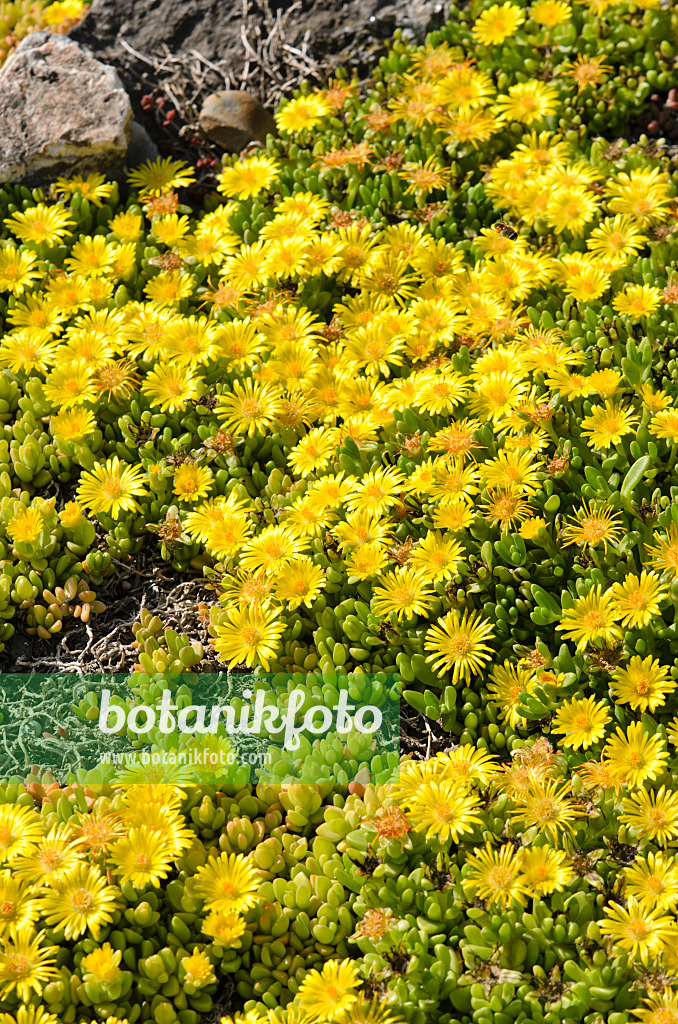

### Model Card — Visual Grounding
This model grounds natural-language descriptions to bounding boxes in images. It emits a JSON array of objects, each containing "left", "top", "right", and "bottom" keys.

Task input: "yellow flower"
[
  {"left": 128, "top": 158, "right": 195, "bottom": 196},
  {"left": 463, "top": 842, "right": 529, "bottom": 908},
  {"left": 425, "top": 608, "right": 495, "bottom": 683},
  {"left": 4, "top": 204, "right": 73, "bottom": 246},
  {"left": 600, "top": 899, "right": 674, "bottom": 964},
  {"left": 201, "top": 911, "right": 246, "bottom": 946},
  {"left": 609, "top": 571, "right": 668, "bottom": 628},
  {"left": 557, "top": 585, "right": 624, "bottom": 652},
  {"left": 611, "top": 656, "right": 675, "bottom": 713},
  {"left": 39, "top": 864, "right": 120, "bottom": 940},
  {"left": 580, "top": 399, "right": 638, "bottom": 449},
  {"left": 407, "top": 779, "right": 482, "bottom": 842},
  {"left": 180, "top": 948, "right": 216, "bottom": 989},
  {"left": 530, "top": 0, "right": 571, "bottom": 25},
  {"left": 193, "top": 853, "right": 260, "bottom": 914},
  {"left": 298, "top": 958, "right": 360, "bottom": 1021},
  {"left": 217, "top": 155, "right": 280, "bottom": 200},
  {"left": 7, "top": 507, "right": 44, "bottom": 546},
  {"left": 472, "top": 3, "right": 525, "bottom": 45},
  {"left": 54, "top": 173, "right": 114, "bottom": 208},
  {"left": 620, "top": 786, "right": 678, "bottom": 845},
  {"left": 518, "top": 846, "right": 575, "bottom": 895},
  {"left": 108, "top": 829, "right": 174, "bottom": 889},
  {"left": 550, "top": 696, "right": 611, "bottom": 750},
  {"left": 211, "top": 606, "right": 285, "bottom": 671},
  {"left": 80, "top": 942, "right": 122, "bottom": 982},
  {"left": 0, "top": 927, "right": 58, "bottom": 1003},
  {"left": 65, "top": 236, "right": 117, "bottom": 277},
  {"left": 487, "top": 660, "right": 537, "bottom": 729},
  {"left": 173, "top": 463, "right": 214, "bottom": 503},
  {"left": 561, "top": 501, "right": 623, "bottom": 552},
  {"left": 603, "top": 722, "right": 669, "bottom": 788},
  {"left": 0, "top": 247, "right": 40, "bottom": 295},
  {"left": 612, "top": 284, "right": 662, "bottom": 318},
  {"left": 276, "top": 94, "right": 332, "bottom": 133},
  {"left": 646, "top": 523, "right": 678, "bottom": 580},
  {"left": 42, "top": 0, "right": 85, "bottom": 24},
  {"left": 77, "top": 456, "right": 148, "bottom": 519},
  {"left": 495, "top": 81, "right": 560, "bottom": 124}
]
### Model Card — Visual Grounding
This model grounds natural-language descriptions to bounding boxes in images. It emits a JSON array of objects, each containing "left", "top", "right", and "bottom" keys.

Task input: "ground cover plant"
[{"left": 0, "top": 0, "right": 678, "bottom": 1022}]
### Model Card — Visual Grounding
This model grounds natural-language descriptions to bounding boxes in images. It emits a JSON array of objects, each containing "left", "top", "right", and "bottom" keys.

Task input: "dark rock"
[
  {"left": 0, "top": 31, "right": 132, "bottom": 186},
  {"left": 199, "top": 90, "right": 276, "bottom": 152},
  {"left": 69, "top": 0, "right": 449, "bottom": 119},
  {"left": 127, "top": 120, "right": 160, "bottom": 166}
]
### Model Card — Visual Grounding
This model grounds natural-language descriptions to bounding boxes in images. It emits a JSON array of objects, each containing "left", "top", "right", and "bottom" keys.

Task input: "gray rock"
[
  {"left": 0, "top": 32, "right": 132, "bottom": 186},
  {"left": 199, "top": 90, "right": 276, "bottom": 152},
  {"left": 127, "top": 120, "right": 159, "bottom": 167}
]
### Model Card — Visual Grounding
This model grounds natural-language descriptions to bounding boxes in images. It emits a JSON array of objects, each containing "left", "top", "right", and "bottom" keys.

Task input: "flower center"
[{"left": 71, "top": 888, "right": 93, "bottom": 912}]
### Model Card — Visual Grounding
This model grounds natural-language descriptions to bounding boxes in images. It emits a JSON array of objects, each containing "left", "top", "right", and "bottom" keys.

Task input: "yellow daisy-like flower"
[
  {"left": 4, "top": 204, "right": 73, "bottom": 247},
  {"left": 108, "top": 829, "right": 174, "bottom": 889},
  {"left": 557, "top": 584, "right": 624, "bottom": 652},
  {"left": 298, "top": 958, "right": 360, "bottom": 1021},
  {"left": 580, "top": 399, "right": 638, "bottom": 449},
  {"left": 599, "top": 899, "right": 674, "bottom": 964},
  {"left": 624, "top": 852, "right": 678, "bottom": 912},
  {"left": 512, "top": 778, "right": 583, "bottom": 845},
  {"left": 211, "top": 606, "right": 286, "bottom": 671},
  {"left": 611, "top": 656, "right": 675, "bottom": 714},
  {"left": 272, "top": 556, "right": 326, "bottom": 610},
  {"left": 604, "top": 722, "right": 669, "bottom": 788},
  {"left": 193, "top": 852, "right": 260, "bottom": 914},
  {"left": 646, "top": 523, "right": 678, "bottom": 580},
  {"left": 609, "top": 571, "right": 668, "bottom": 628},
  {"left": 518, "top": 846, "right": 575, "bottom": 895},
  {"left": 43, "top": 362, "right": 96, "bottom": 409},
  {"left": 0, "top": 247, "right": 40, "bottom": 295},
  {"left": 65, "top": 236, "right": 117, "bottom": 278},
  {"left": 612, "top": 284, "right": 662, "bottom": 319},
  {"left": 77, "top": 456, "right": 148, "bottom": 519},
  {"left": 0, "top": 927, "right": 58, "bottom": 1003},
  {"left": 173, "top": 463, "right": 214, "bottom": 503},
  {"left": 520, "top": 516, "right": 547, "bottom": 540},
  {"left": 560, "top": 501, "right": 623, "bottom": 552},
  {"left": 495, "top": 80, "right": 560, "bottom": 124},
  {"left": 424, "top": 608, "right": 495, "bottom": 684},
  {"left": 620, "top": 786, "right": 678, "bottom": 846},
  {"left": 472, "top": 3, "right": 525, "bottom": 45},
  {"left": 141, "top": 363, "right": 199, "bottom": 413},
  {"left": 406, "top": 779, "right": 482, "bottom": 843},
  {"left": 50, "top": 407, "right": 97, "bottom": 443},
  {"left": 54, "top": 173, "right": 114, "bottom": 208},
  {"left": 217, "top": 155, "right": 280, "bottom": 200},
  {"left": 128, "top": 157, "right": 195, "bottom": 196},
  {"left": 80, "top": 942, "right": 122, "bottom": 983},
  {"left": 276, "top": 94, "right": 332, "bottom": 133},
  {"left": 371, "top": 566, "right": 435, "bottom": 621},
  {"left": 463, "top": 842, "right": 529, "bottom": 908},
  {"left": 530, "top": 0, "right": 571, "bottom": 25},
  {"left": 0, "top": 806, "right": 42, "bottom": 865},
  {"left": 550, "top": 696, "right": 611, "bottom": 750},
  {"left": 218, "top": 380, "right": 284, "bottom": 438},
  {"left": 39, "top": 864, "right": 120, "bottom": 940},
  {"left": 201, "top": 910, "right": 246, "bottom": 946},
  {"left": 487, "top": 660, "right": 537, "bottom": 729},
  {"left": 649, "top": 409, "right": 678, "bottom": 444}
]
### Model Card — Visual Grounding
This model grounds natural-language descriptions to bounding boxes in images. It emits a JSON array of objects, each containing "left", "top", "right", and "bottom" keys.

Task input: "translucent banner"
[{"left": 0, "top": 671, "right": 401, "bottom": 788}]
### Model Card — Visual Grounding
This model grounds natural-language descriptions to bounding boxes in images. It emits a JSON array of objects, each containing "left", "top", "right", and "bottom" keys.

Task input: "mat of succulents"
[{"left": 0, "top": 670, "right": 400, "bottom": 785}]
